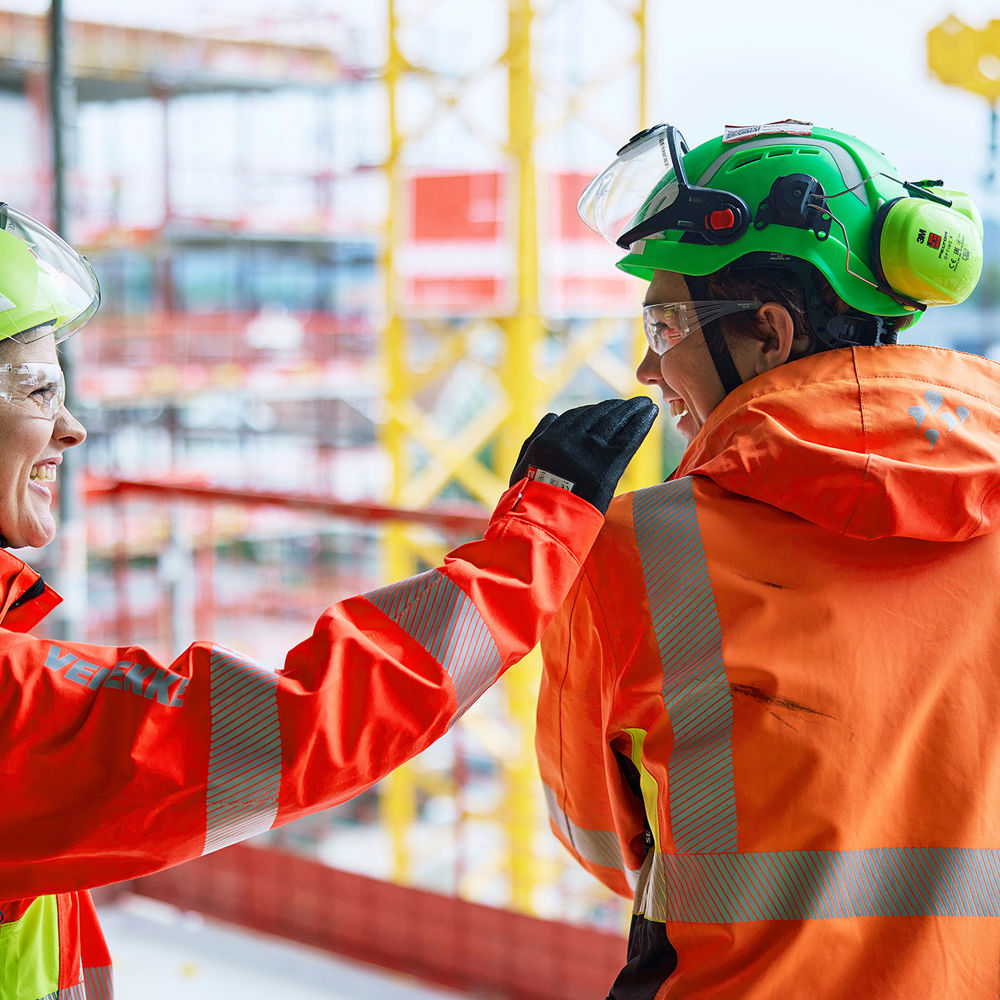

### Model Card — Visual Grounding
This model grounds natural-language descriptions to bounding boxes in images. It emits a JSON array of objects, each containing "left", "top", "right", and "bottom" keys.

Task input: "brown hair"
[{"left": 703, "top": 262, "right": 912, "bottom": 356}]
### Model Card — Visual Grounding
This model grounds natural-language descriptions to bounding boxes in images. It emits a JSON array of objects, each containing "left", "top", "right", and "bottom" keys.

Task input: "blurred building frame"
[{"left": 0, "top": 0, "right": 659, "bottom": 935}]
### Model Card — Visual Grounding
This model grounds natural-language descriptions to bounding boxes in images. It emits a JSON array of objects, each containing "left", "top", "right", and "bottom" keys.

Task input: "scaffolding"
[
  {"left": 380, "top": 0, "right": 652, "bottom": 916},
  {"left": 1, "top": 0, "right": 660, "bottom": 930}
]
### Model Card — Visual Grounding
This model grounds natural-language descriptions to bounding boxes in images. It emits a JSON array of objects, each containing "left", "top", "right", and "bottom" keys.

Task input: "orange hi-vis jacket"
[
  {"left": 537, "top": 345, "right": 1000, "bottom": 999},
  {"left": 0, "top": 478, "right": 603, "bottom": 1000}
]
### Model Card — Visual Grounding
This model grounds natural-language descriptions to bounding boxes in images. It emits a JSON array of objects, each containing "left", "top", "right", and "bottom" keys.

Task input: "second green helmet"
[
  {"left": 0, "top": 203, "right": 101, "bottom": 345},
  {"left": 578, "top": 121, "right": 983, "bottom": 321}
]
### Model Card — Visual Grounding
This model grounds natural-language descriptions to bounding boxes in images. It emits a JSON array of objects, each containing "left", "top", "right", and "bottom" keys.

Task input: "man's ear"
[{"left": 752, "top": 302, "right": 797, "bottom": 375}]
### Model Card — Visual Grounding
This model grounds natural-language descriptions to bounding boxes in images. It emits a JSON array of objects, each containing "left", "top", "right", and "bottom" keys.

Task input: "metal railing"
[{"left": 79, "top": 475, "right": 627, "bottom": 932}]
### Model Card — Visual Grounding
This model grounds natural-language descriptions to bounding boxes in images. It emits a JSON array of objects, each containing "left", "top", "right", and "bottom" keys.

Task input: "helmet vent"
[
  {"left": 764, "top": 149, "right": 793, "bottom": 158},
  {"left": 729, "top": 151, "right": 764, "bottom": 171}
]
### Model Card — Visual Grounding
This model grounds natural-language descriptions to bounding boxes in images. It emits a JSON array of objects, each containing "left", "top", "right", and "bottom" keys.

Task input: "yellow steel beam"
[
  {"left": 397, "top": 398, "right": 509, "bottom": 508},
  {"left": 378, "top": 0, "right": 648, "bottom": 918},
  {"left": 501, "top": 0, "right": 545, "bottom": 916},
  {"left": 620, "top": 0, "right": 661, "bottom": 494},
  {"left": 381, "top": 0, "right": 418, "bottom": 886}
]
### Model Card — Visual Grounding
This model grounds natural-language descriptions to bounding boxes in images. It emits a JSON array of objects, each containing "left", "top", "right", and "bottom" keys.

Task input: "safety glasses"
[
  {"left": 0, "top": 362, "right": 66, "bottom": 419},
  {"left": 642, "top": 300, "right": 760, "bottom": 355}
]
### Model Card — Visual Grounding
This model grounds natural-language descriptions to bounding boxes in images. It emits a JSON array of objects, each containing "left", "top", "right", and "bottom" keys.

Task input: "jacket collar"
[
  {"left": 678, "top": 345, "right": 1000, "bottom": 542},
  {"left": 0, "top": 548, "right": 62, "bottom": 632}
]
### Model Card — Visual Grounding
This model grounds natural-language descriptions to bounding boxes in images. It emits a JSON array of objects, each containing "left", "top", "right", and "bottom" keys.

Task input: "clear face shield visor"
[
  {"left": 0, "top": 362, "right": 66, "bottom": 419},
  {"left": 577, "top": 123, "right": 751, "bottom": 250},
  {"left": 577, "top": 124, "right": 689, "bottom": 248},
  {"left": 0, "top": 203, "right": 101, "bottom": 345}
]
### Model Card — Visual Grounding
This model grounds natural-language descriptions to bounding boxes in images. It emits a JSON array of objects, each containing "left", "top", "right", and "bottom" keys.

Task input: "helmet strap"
[
  {"left": 685, "top": 274, "right": 744, "bottom": 396},
  {"left": 702, "top": 325, "right": 744, "bottom": 395}
]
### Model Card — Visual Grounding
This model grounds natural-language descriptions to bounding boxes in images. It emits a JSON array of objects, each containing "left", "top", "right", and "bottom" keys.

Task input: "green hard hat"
[
  {"left": 0, "top": 203, "right": 100, "bottom": 344},
  {"left": 578, "top": 122, "right": 983, "bottom": 322}
]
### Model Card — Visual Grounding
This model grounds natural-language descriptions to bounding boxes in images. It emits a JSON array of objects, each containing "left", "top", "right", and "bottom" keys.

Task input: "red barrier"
[
  {"left": 131, "top": 843, "right": 626, "bottom": 999},
  {"left": 87, "top": 476, "right": 491, "bottom": 537}
]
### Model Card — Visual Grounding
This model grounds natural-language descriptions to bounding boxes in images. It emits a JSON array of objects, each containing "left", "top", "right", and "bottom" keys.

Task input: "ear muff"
[{"left": 869, "top": 191, "right": 984, "bottom": 307}]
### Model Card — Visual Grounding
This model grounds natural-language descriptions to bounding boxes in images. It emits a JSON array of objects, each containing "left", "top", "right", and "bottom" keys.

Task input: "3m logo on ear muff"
[{"left": 869, "top": 186, "right": 983, "bottom": 307}]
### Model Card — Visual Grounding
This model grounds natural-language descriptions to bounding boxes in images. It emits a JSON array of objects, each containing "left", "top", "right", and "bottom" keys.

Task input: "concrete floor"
[{"left": 97, "top": 894, "right": 468, "bottom": 1000}]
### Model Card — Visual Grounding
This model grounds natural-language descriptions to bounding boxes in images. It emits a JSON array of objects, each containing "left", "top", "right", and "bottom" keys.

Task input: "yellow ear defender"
[{"left": 869, "top": 182, "right": 983, "bottom": 308}]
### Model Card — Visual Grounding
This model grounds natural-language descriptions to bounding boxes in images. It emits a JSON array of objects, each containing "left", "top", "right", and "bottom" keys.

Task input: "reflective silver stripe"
[
  {"left": 697, "top": 136, "right": 870, "bottom": 208},
  {"left": 635, "top": 848, "right": 1000, "bottom": 923},
  {"left": 632, "top": 479, "right": 738, "bottom": 854},
  {"left": 33, "top": 987, "right": 87, "bottom": 1000},
  {"left": 83, "top": 965, "right": 113, "bottom": 1000},
  {"left": 29, "top": 970, "right": 107, "bottom": 998},
  {"left": 203, "top": 647, "right": 282, "bottom": 855},
  {"left": 542, "top": 783, "right": 640, "bottom": 889},
  {"left": 364, "top": 570, "right": 503, "bottom": 716}
]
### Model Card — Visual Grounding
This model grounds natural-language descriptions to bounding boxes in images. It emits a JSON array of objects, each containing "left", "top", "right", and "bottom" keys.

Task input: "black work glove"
[{"left": 508, "top": 397, "right": 658, "bottom": 515}]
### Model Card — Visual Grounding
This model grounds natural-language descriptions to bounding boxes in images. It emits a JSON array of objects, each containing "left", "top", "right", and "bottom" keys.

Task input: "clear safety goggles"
[
  {"left": 0, "top": 362, "right": 66, "bottom": 419},
  {"left": 642, "top": 300, "right": 760, "bottom": 355}
]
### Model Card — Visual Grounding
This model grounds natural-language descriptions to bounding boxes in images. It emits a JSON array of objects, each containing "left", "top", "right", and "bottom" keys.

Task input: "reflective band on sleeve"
[
  {"left": 364, "top": 570, "right": 503, "bottom": 716},
  {"left": 633, "top": 478, "right": 738, "bottom": 854},
  {"left": 636, "top": 848, "right": 1000, "bottom": 923},
  {"left": 19, "top": 985, "right": 86, "bottom": 1000},
  {"left": 82, "top": 965, "right": 113, "bottom": 1000},
  {"left": 542, "top": 783, "right": 640, "bottom": 888},
  {"left": 203, "top": 648, "right": 282, "bottom": 856}
]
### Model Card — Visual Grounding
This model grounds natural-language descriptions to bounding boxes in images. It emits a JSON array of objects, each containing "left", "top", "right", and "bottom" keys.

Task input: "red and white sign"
[
  {"left": 400, "top": 169, "right": 636, "bottom": 317},
  {"left": 400, "top": 170, "right": 513, "bottom": 314},
  {"left": 542, "top": 170, "right": 636, "bottom": 317}
]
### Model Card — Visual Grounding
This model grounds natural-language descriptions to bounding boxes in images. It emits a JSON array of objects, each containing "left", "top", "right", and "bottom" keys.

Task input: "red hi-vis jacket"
[
  {"left": 537, "top": 346, "right": 1000, "bottom": 999},
  {"left": 0, "top": 479, "right": 602, "bottom": 1000}
]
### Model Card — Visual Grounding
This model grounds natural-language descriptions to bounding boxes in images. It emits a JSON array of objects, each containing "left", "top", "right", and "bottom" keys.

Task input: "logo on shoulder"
[{"left": 906, "top": 389, "right": 970, "bottom": 449}]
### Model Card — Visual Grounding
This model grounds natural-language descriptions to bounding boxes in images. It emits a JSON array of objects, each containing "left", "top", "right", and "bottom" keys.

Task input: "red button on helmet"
[{"left": 707, "top": 208, "right": 736, "bottom": 231}]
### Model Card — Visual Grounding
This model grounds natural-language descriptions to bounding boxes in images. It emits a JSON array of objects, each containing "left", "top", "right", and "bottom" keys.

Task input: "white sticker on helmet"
[
  {"left": 723, "top": 120, "right": 814, "bottom": 144},
  {"left": 0, "top": 293, "right": 15, "bottom": 312}
]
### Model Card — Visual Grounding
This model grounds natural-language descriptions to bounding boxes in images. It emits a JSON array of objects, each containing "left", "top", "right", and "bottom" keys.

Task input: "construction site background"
[{"left": 2, "top": 2, "right": 996, "bottom": 997}]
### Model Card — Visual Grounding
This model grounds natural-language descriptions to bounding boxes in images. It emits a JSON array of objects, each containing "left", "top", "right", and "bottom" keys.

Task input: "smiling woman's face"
[
  {"left": 634, "top": 270, "right": 733, "bottom": 442},
  {"left": 634, "top": 269, "right": 800, "bottom": 442},
  {"left": 0, "top": 335, "right": 86, "bottom": 549}
]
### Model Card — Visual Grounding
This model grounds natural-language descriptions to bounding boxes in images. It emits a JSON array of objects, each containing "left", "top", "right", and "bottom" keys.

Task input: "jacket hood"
[{"left": 677, "top": 345, "right": 1000, "bottom": 542}]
